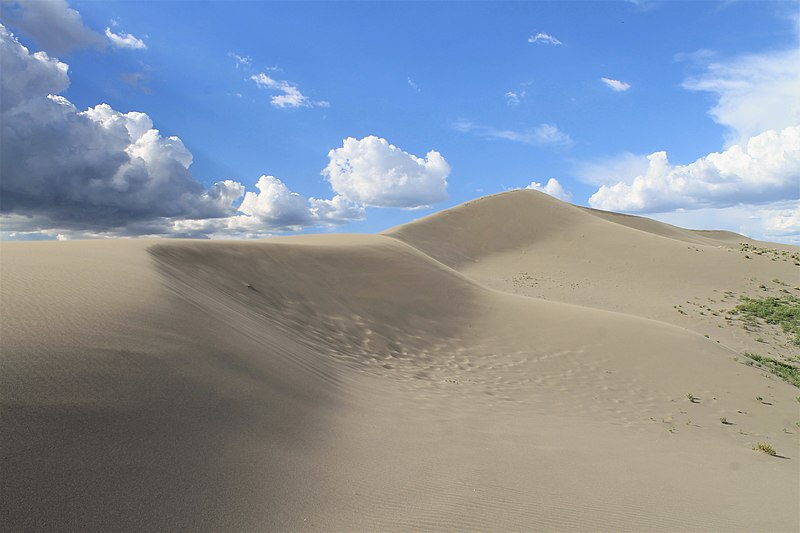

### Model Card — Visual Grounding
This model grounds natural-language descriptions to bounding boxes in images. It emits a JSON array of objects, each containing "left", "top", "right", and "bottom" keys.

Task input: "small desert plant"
[
  {"left": 756, "top": 395, "right": 763, "bottom": 402},
  {"left": 720, "top": 417, "right": 731, "bottom": 425},
  {"left": 753, "top": 442, "right": 777, "bottom": 456},
  {"left": 687, "top": 393, "right": 698, "bottom": 403}
]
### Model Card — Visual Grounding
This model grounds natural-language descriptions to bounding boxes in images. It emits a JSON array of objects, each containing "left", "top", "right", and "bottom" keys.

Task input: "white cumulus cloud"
[
  {"left": 239, "top": 175, "right": 315, "bottom": 226},
  {"left": 600, "top": 77, "right": 630, "bottom": 92},
  {"left": 167, "top": 177, "right": 365, "bottom": 238},
  {"left": 251, "top": 72, "right": 329, "bottom": 109},
  {"left": 309, "top": 194, "right": 366, "bottom": 224},
  {"left": 588, "top": 126, "right": 800, "bottom": 213},
  {"left": 528, "top": 32, "right": 563, "bottom": 46},
  {"left": 525, "top": 178, "right": 571, "bottom": 201},
  {"left": 104, "top": 27, "right": 146, "bottom": 50},
  {"left": 323, "top": 136, "right": 450, "bottom": 209}
]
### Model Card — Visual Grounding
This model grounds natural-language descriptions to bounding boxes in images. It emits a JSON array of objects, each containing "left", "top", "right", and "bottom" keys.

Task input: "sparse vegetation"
[
  {"left": 720, "top": 417, "right": 731, "bottom": 425},
  {"left": 731, "top": 295, "right": 800, "bottom": 345},
  {"left": 739, "top": 243, "right": 800, "bottom": 265},
  {"left": 687, "top": 392, "right": 698, "bottom": 403},
  {"left": 742, "top": 352, "right": 800, "bottom": 388},
  {"left": 753, "top": 442, "right": 777, "bottom": 456}
]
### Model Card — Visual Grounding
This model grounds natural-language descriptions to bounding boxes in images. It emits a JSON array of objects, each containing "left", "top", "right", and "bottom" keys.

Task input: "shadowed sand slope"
[{"left": 2, "top": 196, "right": 799, "bottom": 531}]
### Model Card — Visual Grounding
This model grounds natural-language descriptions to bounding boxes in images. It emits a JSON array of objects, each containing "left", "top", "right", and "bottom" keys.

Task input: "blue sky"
[{"left": 1, "top": 0, "right": 798, "bottom": 241}]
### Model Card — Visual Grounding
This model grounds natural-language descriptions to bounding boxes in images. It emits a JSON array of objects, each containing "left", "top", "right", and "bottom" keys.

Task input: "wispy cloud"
[
  {"left": 250, "top": 72, "right": 329, "bottom": 109},
  {"left": 407, "top": 77, "right": 420, "bottom": 92},
  {"left": 573, "top": 152, "right": 649, "bottom": 186},
  {"left": 455, "top": 121, "right": 572, "bottom": 147},
  {"left": 228, "top": 52, "right": 251, "bottom": 69},
  {"left": 105, "top": 27, "right": 146, "bottom": 50},
  {"left": 673, "top": 48, "right": 717, "bottom": 64},
  {"left": 120, "top": 70, "right": 152, "bottom": 94},
  {"left": 505, "top": 90, "right": 525, "bottom": 106},
  {"left": 600, "top": 77, "right": 630, "bottom": 91},
  {"left": 528, "top": 32, "right": 564, "bottom": 46},
  {"left": 682, "top": 48, "right": 800, "bottom": 146},
  {"left": 624, "top": 0, "right": 662, "bottom": 12}
]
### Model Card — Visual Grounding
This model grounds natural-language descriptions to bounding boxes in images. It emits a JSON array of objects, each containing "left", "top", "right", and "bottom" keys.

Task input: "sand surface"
[{"left": 2, "top": 190, "right": 798, "bottom": 531}]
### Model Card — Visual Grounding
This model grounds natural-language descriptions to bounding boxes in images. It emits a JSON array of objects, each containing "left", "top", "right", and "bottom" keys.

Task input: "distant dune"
[{"left": 2, "top": 190, "right": 798, "bottom": 531}]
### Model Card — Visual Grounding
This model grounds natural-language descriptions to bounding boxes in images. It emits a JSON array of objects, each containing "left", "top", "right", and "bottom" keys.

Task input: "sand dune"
[
  {"left": 2, "top": 191, "right": 798, "bottom": 531},
  {"left": 388, "top": 190, "right": 800, "bottom": 355}
]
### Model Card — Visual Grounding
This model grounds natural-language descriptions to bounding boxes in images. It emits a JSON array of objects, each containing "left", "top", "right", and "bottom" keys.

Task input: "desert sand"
[{"left": 1, "top": 189, "right": 798, "bottom": 531}]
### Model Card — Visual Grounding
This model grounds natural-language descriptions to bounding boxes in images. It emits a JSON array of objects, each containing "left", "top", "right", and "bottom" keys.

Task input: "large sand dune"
[{"left": 2, "top": 190, "right": 798, "bottom": 531}]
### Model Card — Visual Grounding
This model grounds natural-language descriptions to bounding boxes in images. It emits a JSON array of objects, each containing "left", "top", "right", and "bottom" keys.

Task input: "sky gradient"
[{"left": 1, "top": 0, "right": 798, "bottom": 242}]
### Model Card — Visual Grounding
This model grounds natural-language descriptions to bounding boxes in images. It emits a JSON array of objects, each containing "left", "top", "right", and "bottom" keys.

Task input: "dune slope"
[{"left": 2, "top": 193, "right": 799, "bottom": 531}]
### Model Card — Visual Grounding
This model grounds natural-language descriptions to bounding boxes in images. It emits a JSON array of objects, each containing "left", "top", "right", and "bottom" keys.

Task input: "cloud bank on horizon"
[{"left": 0, "top": 0, "right": 797, "bottom": 243}]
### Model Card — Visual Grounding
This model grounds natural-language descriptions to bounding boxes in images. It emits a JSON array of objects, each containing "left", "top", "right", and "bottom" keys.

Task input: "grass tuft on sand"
[{"left": 753, "top": 442, "right": 777, "bottom": 456}]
